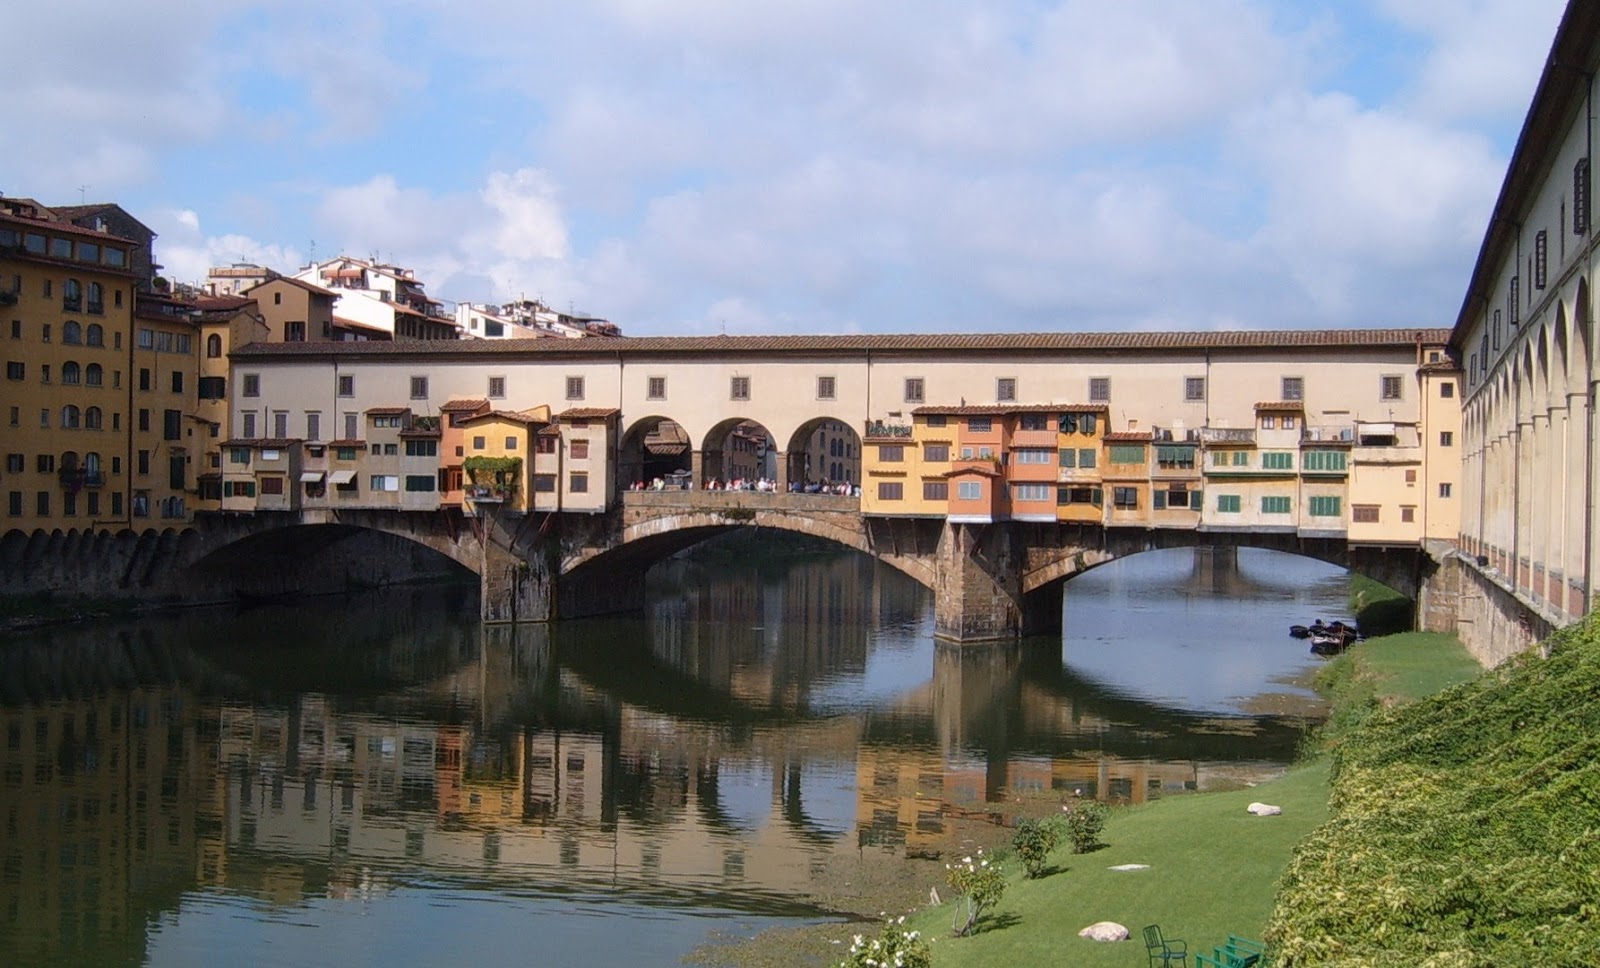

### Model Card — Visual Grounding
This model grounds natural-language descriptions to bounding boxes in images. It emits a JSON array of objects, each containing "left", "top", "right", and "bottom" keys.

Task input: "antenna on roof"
[{"left": 78, "top": 185, "right": 89, "bottom": 204}]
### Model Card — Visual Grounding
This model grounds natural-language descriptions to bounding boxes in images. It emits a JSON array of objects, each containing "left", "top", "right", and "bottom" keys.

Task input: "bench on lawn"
[{"left": 1194, "top": 934, "right": 1265, "bottom": 967}]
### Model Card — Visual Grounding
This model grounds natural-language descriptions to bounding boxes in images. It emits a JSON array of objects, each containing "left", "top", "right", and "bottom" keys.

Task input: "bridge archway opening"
[
  {"left": 619, "top": 415, "right": 693, "bottom": 491},
  {"left": 700, "top": 417, "right": 777, "bottom": 487},
  {"left": 183, "top": 522, "right": 476, "bottom": 602},
  {"left": 783, "top": 416, "right": 862, "bottom": 492}
]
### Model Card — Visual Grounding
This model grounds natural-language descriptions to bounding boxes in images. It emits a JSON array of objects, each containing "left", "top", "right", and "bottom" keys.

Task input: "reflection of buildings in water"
[
  {"left": 0, "top": 684, "right": 221, "bottom": 967},
  {"left": 644, "top": 551, "right": 886, "bottom": 709},
  {"left": 852, "top": 745, "right": 1199, "bottom": 853}
]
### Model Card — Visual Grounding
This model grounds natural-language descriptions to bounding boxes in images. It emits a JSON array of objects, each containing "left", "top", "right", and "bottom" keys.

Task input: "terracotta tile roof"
[
  {"left": 1418, "top": 360, "right": 1461, "bottom": 373},
  {"left": 912, "top": 402, "right": 1110, "bottom": 416},
  {"left": 943, "top": 464, "right": 1004, "bottom": 479},
  {"left": 327, "top": 439, "right": 366, "bottom": 447},
  {"left": 1254, "top": 400, "right": 1306, "bottom": 410},
  {"left": 194, "top": 295, "right": 256, "bottom": 312},
  {"left": 1103, "top": 432, "right": 1154, "bottom": 442},
  {"left": 0, "top": 210, "right": 136, "bottom": 244},
  {"left": 230, "top": 328, "right": 1455, "bottom": 361},
  {"left": 441, "top": 398, "right": 489, "bottom": 411},
  {"left": 364, "top": 406, "right": 411, "bottom": 415},
  {"left": 557, "top": 407, "right": 620, "bottom": 420},
  {"left": 245, "top": 275, "right": 337, "bottom": 299},
  {"left": 458, "top": 409, "right": 547, "bottom": 426},
  {"left": 222, "top": 438, "right": 302, "bottom": 448},
  {"left": 333, "top": 315, "right": 391, "bottom": 333},
  {"left": 536, "top": 425, "right": 563, "bottom": 436}
]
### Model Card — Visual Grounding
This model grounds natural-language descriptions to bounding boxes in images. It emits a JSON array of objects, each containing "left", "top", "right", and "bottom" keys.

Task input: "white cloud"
[
  {"left": 149, "top": 208, "right": 305, "bottom": 289},
  {"left": 1380, "top": 0, "right": 1568, "bottom": 121}
]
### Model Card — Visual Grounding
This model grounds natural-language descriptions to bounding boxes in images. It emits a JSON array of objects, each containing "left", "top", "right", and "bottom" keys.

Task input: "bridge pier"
[
  {"left": 478, "top": 515, "right": 555, "bottom": 625},
  {"left": 933, "top": 522, "right": 1062, "bottom": 642}
]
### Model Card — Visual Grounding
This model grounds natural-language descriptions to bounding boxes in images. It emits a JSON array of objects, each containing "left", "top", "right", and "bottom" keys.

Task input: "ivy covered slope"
[{"left": 1266, "top": 618, "right": 1600, "bottom": 966}]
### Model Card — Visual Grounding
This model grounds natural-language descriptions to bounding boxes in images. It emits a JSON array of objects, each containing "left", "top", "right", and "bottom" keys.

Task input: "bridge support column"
[
  {"left": 934, "top": 522, "right": 1057, "bottom": 641},
  {"left": 478, "top": 516, "right": 554, "bottom": 625},
  {"left": 1417, "top": 546, "right": 1463, "bottom": 633}
]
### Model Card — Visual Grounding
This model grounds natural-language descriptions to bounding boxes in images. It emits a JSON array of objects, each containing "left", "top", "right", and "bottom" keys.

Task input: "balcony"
[
  {"left": 58, "top": 468, "right": 106, "bottom": 489},
  {"left": 1199, "top": 427, "right": 1255, "bottom": 445},
  {"left": 864, "top": 420, "right": 913, "bottom": 439},
  {"left": 1303, "top": 424, "right": 1355, "bottom": 443}
]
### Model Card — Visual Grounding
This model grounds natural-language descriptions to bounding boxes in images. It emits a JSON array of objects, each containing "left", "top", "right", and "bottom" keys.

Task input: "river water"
[{"left": 0, "top": 541, "right": 1350, "bottom": 967}]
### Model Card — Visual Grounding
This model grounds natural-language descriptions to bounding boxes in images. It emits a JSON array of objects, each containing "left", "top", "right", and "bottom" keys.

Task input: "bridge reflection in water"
[{"left": 0, "top": 544, "right": 1339, "bottom": 966}]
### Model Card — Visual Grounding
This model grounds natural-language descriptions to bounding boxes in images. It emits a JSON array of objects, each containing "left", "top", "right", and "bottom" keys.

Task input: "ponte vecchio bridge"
[{"left": 4, "top": 328, "right": 1464, "bottom": 641}]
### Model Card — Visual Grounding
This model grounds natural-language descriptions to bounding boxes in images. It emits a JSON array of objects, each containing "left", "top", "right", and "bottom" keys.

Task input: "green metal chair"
[{"left": 1142, "top": 924, "right": 1188, "bottom": 968}]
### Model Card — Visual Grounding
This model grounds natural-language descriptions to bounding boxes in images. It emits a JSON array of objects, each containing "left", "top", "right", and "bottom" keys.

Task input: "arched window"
[
  {"left": 61, "top": 361, "right": 81, "bottom": 385},
  {"left": 206, "top": 333, "right": 223, "bottom": 358},
  {"left": 84, "top": 407, "right": 103, "bottom": 430},
  {"left": 84, "top": 452, "right": 102, "bottom": 475},
  {"left": 61, "top": 451, "right": 80, "bottom": 471},
  {"left": 61, "top": 405, "right": 81, "bottom": 429},
  {"left": 87, "top": 281, "right": 104, "bottom": 313},
  {"left": 62, "top": 320, "right": 82, "bottom": 344},
  {"left": 86, "top": 323, "right": 104, "bottom": 346},
  {"left": 63, "top": 278, "right": 82, "bottom": 311},
  {"left": 85, "top": 363, "right": 103, "bottom": 387}
]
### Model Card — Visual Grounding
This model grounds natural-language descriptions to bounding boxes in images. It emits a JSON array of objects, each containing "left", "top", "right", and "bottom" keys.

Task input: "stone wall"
[{"left": 1455, "top": 558, "right": 1560, "bottom": 667}]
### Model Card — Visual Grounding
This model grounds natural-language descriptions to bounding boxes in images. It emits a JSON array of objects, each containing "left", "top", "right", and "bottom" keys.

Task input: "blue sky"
[{"left": 4, "top": 0, "right": 1569, "bottom": 336}]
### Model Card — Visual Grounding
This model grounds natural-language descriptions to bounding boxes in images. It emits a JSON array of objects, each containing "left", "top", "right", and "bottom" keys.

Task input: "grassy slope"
[
  {"left": 1267, "top": 619, "right": 1600, "bottom": 966},
  {"left": 913, "top": 631, "right": 1483, "bottom": 968}
]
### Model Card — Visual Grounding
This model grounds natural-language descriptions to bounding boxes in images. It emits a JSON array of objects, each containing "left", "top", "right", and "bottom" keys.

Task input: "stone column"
[
  {"left": 689, "top": 449, "right": 704, "bottom": 489},
  {"left": 1417, "top": 547, "right": 1462, "bottom": 633},
  {"left": 933, "top": 521, "right": 1059, "bottom": 641},
  {"left": 478, "top": 515, "right": 554, "bottom": 624}
]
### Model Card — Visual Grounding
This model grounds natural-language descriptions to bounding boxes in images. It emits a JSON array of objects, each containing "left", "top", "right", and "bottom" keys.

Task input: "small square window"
[
  {"left": 488, "top": 376, "right": 506, "bottom": 399},
  {"left": 410, "top": 376, "right": 428, "bottom": 400},
  {"left": 817, "top": 376, "right": 836, "bottom": 400},
  {"left": 647, "top": 376, "right": 666, "bottom": 400},
  {"left": 1440, "top": 431, "right": 1454, "bottom": 447},
  {"left": 730, "top": 376, "right": 751, "bottom": 401},
  {"left": 1439, "top": 482, "right": 1453, "bottom": 498},
  {"left": 1380, "top": 375, "right": 1403, "bottom": 401},
  {"left": 1088, "top": 377, "right": 1110, "bottom": 402},
  {"left": 505, "top": 436, "right": 518, "bottom": 450},
  {"left": 904, "top": 378, "right": 925, "bottom": 403},
  {"left": 1440, "top": 382, "right": 1454, "bottom": 398},
  {"left": 337, "top": 375, "right": 354, "bottom": 397},
  {"left": 565, "top": 376, "right": 585, "bottom": 401},
  {"left": 1184, "top": 377, "right": 1206, "bottom": 401},
  {"left": 1281, "top": 376, "right": 1303, "bottom": 401},
  {"left": 996, "top": 377, "right": 1016, "bottom": 402}
]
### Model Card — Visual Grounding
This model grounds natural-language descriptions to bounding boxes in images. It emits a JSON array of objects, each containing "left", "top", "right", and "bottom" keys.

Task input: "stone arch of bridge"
[
  {"left": 1019, "top": 533, "right": 1421, "bottom": 602},
  {"left": 561, "top": 510, "right": 934, "bottom": 588},
  {"left": 183, "top": 518, "right": 481, "bottom": 592}
]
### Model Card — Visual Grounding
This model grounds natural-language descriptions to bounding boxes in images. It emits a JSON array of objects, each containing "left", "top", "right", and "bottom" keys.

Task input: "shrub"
[
  {"left": 946, "top": 849, "right": 1006, "bottom": 937},
  {"left": 1011, "top": 816, "right": 1065, "bottom": 878},
  {"left": 837, "top": 917, "right": 931, "bottom": 968},
  {"left": 1060, "top": 801, "right": 1108, "bottom": 853}
]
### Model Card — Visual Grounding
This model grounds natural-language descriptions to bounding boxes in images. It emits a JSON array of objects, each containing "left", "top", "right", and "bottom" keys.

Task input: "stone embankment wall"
[
  {"left": 1454, "top": 557, "right": 1559, "bottom": 666},
  {"left": 0, "top": 525, "right": 470, "bottom": 610}
]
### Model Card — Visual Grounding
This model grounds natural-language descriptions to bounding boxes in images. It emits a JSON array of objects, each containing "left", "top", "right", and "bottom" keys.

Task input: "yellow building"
[
  {"left": 194, "top": 295, "right": 268, "bottom": 510},
  {"left": 1102, "top": 431, "right": 1152, "bottom": 527},
  {"left": 130, "top": 292, "right": 204, "bottom": 524},
  {"left": 2, "top": 200, "right": 145, "bottom": 529},
  {"left": 460, "top": 408, "right": 552, "bottom": 513},
  {"left": 1056, "top": 407, "right": 1108, "bottom": 524}
]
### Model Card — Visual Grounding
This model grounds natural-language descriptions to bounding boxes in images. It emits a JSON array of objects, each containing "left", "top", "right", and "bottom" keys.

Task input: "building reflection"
[{"left": 0, "top": 549, "right": 1312, "bottom": 965}]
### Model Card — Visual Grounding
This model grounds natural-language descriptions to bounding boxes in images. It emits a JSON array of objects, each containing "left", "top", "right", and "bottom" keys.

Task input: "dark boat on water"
[{"left": 1292, "top": 619, "right": 1360, "bottom": 653}]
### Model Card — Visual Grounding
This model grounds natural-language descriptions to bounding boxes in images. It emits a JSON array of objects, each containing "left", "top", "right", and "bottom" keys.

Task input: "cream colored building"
[{"left": 1452, "top": 1, "right": 1600, "bottom": 660}]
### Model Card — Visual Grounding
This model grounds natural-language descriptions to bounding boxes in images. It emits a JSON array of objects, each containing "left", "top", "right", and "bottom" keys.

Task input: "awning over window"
[
  {"left": 328, "top": 470, "right": 358, "bottom": 485},
  {"left": 300, "top": 471, "right": 325, "bottom": 483}
]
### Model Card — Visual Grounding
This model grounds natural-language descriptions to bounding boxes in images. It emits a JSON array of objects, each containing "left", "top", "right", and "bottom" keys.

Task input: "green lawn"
[
  {"left": 912, "top": 631, "right": 1484, "bottom": 968},
  {"left": 907, "top": 761, "right": 1330, "bottom": 966}
]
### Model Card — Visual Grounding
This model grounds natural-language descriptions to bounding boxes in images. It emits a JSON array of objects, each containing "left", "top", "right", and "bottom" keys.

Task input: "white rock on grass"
[
  {"left": 1078, "top": 921, "right": 1129, "bottom": 942},
  {"left": 1108, "top": 863, "right": 1150, "bottom": 871},
  {"left": 1247, "top": 802, "right": 1283, "bottom": 816}
]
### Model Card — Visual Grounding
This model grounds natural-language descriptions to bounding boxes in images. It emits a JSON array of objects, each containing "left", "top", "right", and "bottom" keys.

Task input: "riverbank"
[{"left": 697, "top": 630, "right": 1483, "bottom": 967}]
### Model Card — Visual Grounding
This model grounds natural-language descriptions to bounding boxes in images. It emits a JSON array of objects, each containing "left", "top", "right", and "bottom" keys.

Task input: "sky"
[{"left": 3, "top": 0, "right": 1571, "bottom": 336}]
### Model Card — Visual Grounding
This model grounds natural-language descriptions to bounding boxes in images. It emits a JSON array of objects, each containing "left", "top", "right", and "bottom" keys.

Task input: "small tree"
[
  {"left": 1061, "top": 801, "right": 1109, "bottom": 853},
  {"left": 837, "top": 917, "right": 931, "bottom": 968},
  {"left": 946, "top": 849, "right": 1006, "bottom": 937},
  {"left": 1012, "top": 816, "right": 1066, "bottom": 878}
]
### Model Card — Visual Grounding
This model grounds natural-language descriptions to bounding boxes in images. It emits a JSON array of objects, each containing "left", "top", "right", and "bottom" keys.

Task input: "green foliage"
[
  {"left": 1267, "top": 618, "right": 1600, "bottom": 965},
  {"left": 463, "top": 455, "right": 522, "bottom": 486},
  {"left": 1060, "top": 800, "right": 1109, "bottom": 854},
  {"left": 1011, "top": 817, "right": 1065, "bottom": 878},
  {"left": 946, "top": 849, "right": 1007, "bottom": 937},
  {"left": 837, "top": 917, "right": 932, "bottom": 968}
]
